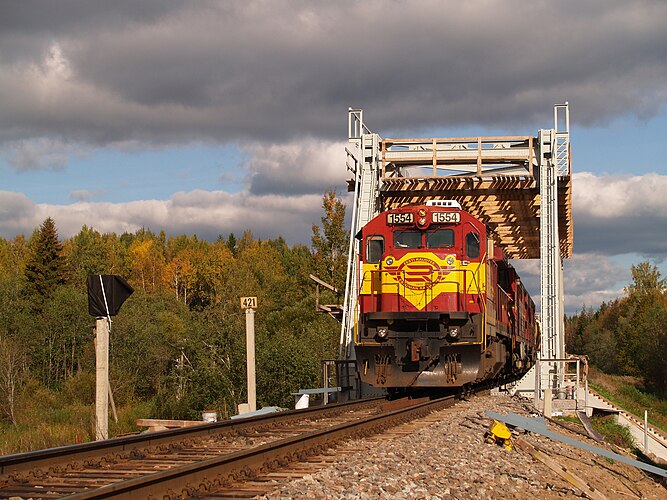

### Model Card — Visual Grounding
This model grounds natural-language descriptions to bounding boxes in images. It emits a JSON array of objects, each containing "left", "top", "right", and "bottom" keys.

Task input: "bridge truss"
[{"left": 341, "top": 104, "right": 572, "bottom": 395}]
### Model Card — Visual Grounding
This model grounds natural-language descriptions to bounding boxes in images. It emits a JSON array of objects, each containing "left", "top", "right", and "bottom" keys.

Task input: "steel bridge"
[{"left": 341, "top": 104, "right": 572, "bottom": 396}]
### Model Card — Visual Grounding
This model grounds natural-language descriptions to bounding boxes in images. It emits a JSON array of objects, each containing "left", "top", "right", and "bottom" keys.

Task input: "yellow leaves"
[
  {"left": 162, "top": 242, "right": 236, "bottom": 305},
  {"left": 128, "top": 239, "right": 165, "bottom": 292}
]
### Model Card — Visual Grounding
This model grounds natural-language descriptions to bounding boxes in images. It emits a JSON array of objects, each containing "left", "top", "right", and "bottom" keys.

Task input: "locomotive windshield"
[
  {"left": 393, "top": 229, "right": 421, "bottom": 249},
  {"left": 426, "top": 228, "right": 454, "bottom": 249}
]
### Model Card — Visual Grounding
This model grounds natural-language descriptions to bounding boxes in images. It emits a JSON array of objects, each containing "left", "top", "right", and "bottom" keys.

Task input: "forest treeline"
[
  {"left": 0, "top": 191, "right": 347, "bottom": 448},
  {"left": 566, "top": 262, "right": 667, "bottom": 393}
]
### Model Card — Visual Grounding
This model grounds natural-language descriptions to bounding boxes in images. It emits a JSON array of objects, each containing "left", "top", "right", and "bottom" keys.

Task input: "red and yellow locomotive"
[{"left": 355, "top": 200, "right": 538, "bottom": 390}]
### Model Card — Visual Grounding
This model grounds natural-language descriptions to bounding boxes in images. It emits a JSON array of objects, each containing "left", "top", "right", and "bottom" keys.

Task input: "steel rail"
[
  {"left": 65, "top": 395, "right": 457, "bottom": 499},
  {"left": 0, "top": 397, "right": 384, "bottom": 477}
]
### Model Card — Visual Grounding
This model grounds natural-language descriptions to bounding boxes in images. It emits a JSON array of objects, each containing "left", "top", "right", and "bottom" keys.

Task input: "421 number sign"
[{"left": 240, "top": 296, "right": 258, "bottom": 309}]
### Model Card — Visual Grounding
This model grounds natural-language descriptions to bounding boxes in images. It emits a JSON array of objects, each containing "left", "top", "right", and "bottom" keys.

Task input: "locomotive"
[{"left": 355, "top": 200, "right": 538, "bottom": 391}]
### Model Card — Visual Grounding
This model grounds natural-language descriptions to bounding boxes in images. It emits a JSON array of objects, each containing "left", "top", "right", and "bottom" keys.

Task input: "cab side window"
[
  {"left": 466, "top": 232, "right": 480, "bottom": 259},
  {"left": 366, "top": 236, "right": 384, "bottom": 263}
]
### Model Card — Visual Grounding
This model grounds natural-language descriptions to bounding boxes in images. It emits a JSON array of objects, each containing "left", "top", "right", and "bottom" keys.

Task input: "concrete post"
[
  {"left": 246, "top": 308, "right": 256, "bottom": 412},
  {"left": 544, "top": 388, "right": 553, "bottom": 418},
  {"left": 95, "top": 318, "right": 109, "bottom": 440},
  {"left": 645, "top": 410, "right": 649, "bottom": 452},
  {"left": 575, "top": 359, "right": 580, "bottom": 408},
  {"left": 533, "top": 359, "right": 540, "bottom": 409},
  {"left": 323, "top": 362, "right": 329, "bottom": 405}
]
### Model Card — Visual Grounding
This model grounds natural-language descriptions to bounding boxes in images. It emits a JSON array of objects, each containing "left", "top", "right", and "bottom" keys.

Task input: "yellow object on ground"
[{"left": 485, "top": 419, "right": 512, "bottom": 451}]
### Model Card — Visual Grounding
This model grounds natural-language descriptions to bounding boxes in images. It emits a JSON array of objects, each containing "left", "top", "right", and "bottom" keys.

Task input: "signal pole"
[{"left": 95, "top": 317, "right": 109, "bottom": 440}]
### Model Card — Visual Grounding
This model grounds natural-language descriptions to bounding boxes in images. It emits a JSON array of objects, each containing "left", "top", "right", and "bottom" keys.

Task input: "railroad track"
[{"left": 0, "top": 395, "right": 459, "bottom": 499}]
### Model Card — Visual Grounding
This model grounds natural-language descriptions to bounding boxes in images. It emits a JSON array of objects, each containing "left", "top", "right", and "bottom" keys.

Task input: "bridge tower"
[{"left": 341, "top": 104, "right": 572, "bottom": 399}]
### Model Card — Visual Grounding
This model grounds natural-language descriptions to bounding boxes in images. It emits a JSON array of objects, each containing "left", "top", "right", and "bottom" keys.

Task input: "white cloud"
[
  {"left": 242, "top": 140, "right": 347, "bottom": 196},
  {"left": 512, "top": 254, "right": 629, "bottom": 315},
  {"left": 0, "top": 191, "right": 38, "bottom": 234},
  {"left": 4, "top": 137, "right": 90, "bottom": 171},
  {"left": 0, "top": 189, "right": 323, "bottom": 245},
  {"left": 574, "top": 172, "right": 667, "bottom": 218},
  {"left": 498, "top": 171, "right": 667, "bottom": 313}
]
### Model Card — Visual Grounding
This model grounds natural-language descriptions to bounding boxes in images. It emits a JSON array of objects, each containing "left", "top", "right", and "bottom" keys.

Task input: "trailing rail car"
[{"left": 355, "top": 200, "right": 538, "bottom": 391}]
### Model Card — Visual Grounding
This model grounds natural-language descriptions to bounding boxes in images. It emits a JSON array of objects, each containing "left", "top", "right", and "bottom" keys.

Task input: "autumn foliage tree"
[
  {"left": 0, "top": 197, "right": 348, "bottom": 451},
  {"left": 311, "top": 190, "right": 348, "bottom": 292},
  {"left": 567, "top": 260, "right": 667, "bottom": 392}
]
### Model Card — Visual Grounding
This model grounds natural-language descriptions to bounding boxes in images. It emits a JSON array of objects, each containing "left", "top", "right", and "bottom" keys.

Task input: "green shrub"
[{"left": 591, "top": 416, "right": 635, "bottom": 449}]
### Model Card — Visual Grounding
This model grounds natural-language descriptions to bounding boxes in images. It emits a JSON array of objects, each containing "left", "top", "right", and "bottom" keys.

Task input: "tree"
[
  {"left": 0, "top": 337, "right": 26, "bottom": 426},
  {"left": 63, "top": 226, "right": 109, "bottom": 287},
  {"left": 128, "top": 238, "right": 165, "bottom": 292},
  {"left": 637, "top": 302, "right": 667, "bottom": 392},
  {"left": 311, "top": 190, "right": 348, "bottom": 292},
  {"left": 24, "top": 217, "right": 66, "bottom": 299},
  {"left": 625, "top": 261, "right": 666, "bottom": 297}
]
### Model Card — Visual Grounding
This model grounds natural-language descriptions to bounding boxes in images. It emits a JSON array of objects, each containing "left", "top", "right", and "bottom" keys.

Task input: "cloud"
[
  {"left": 243, "top": 140, "right": 347, "bottom": 196},
  {"left": 572, "top": 172, "right": 667, "bottom": 258},
  {"left": 0, "top": 189, "right": 323, "bottom": 245},
  {"left": 511, "top": 171, "right": 667, "bottom": 313},
  {"left": 512, "top": 254, "right": 629, "bottom": 315},
  {"left": 4, "top": 138, "right": 89, "bottom": 171},
  {"left": 0, "top": 191, "right": 41, "bottom": 235},
  {"left": 1, "top": 1, "right": 666, "bottom": 147}
]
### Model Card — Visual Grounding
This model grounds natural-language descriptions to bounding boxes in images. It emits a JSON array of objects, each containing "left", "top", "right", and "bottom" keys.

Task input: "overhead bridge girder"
[
  {"left": 380, "top": 176, "right": 572, "bottom": 259},
  {"left": 378, "top": 137, "right": 572, "bottom": 260}
]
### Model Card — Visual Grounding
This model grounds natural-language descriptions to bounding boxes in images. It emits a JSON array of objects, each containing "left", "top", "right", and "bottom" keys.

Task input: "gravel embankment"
[{"left": 265, "top": 393, "right": 666, "bottom": 499}]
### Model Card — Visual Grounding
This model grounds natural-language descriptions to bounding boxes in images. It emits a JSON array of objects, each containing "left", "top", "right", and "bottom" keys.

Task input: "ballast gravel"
[{"left": 263, "top": 393, "right": 666, "bottom": 499}]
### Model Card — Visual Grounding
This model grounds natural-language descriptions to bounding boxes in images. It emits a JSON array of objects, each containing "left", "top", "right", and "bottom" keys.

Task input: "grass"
[
  {"left": 588, "top": 366, "right": 667, "bottom": 434},
  {"left": 0, "top": 390, "right": 155, "bottom": 456},
  {"left": 554, "top": 415, "right": 581, "bottom": 425},
  {"left": 590, "top": 415, "right": 635, "bottom": 449}
]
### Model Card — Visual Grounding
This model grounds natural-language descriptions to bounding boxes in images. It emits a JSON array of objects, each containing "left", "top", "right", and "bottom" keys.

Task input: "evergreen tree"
[
  {"left": 226, "top": 233, "right": 237, "bottom": 256},
  {"left": 24, "top": 217, "right": 66, "bottom": 299}
]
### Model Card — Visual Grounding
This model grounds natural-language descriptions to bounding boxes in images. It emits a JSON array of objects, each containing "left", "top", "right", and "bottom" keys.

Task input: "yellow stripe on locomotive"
[{"left": 360, "top": 253, "right": 485, "bottom": 313}]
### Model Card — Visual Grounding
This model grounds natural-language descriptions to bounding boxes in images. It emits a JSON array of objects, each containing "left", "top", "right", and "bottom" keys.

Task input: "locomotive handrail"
[{"left": 362, "top": 268, "right": 404, "bottom": 313}]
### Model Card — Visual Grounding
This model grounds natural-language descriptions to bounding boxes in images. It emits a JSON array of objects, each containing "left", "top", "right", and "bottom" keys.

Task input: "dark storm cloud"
[
  {"left": 1, "top": 0, "right": 666, "bottom": 149},
  {"left": 0, "top": 1, "right": 181, "bottom": 35}
]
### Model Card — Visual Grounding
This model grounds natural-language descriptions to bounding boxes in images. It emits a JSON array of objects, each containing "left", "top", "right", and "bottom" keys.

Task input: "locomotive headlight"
[
  {"left": 377, "top": 326, "right": 389, "bottom": 339},
  {"left": 446, "top": 256, "right": 455, "bottom": 266},
  {"left": 386, "top": 257, "right": 394, "bottom": 265},
  {"left": 448, "top": 327, "right": 460, "bottom": 338}
]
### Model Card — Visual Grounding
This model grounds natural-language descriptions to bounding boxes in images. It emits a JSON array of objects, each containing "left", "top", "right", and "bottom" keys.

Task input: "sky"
[{"left": 1, "top": 0, "right": 666, "bottom": 314}]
